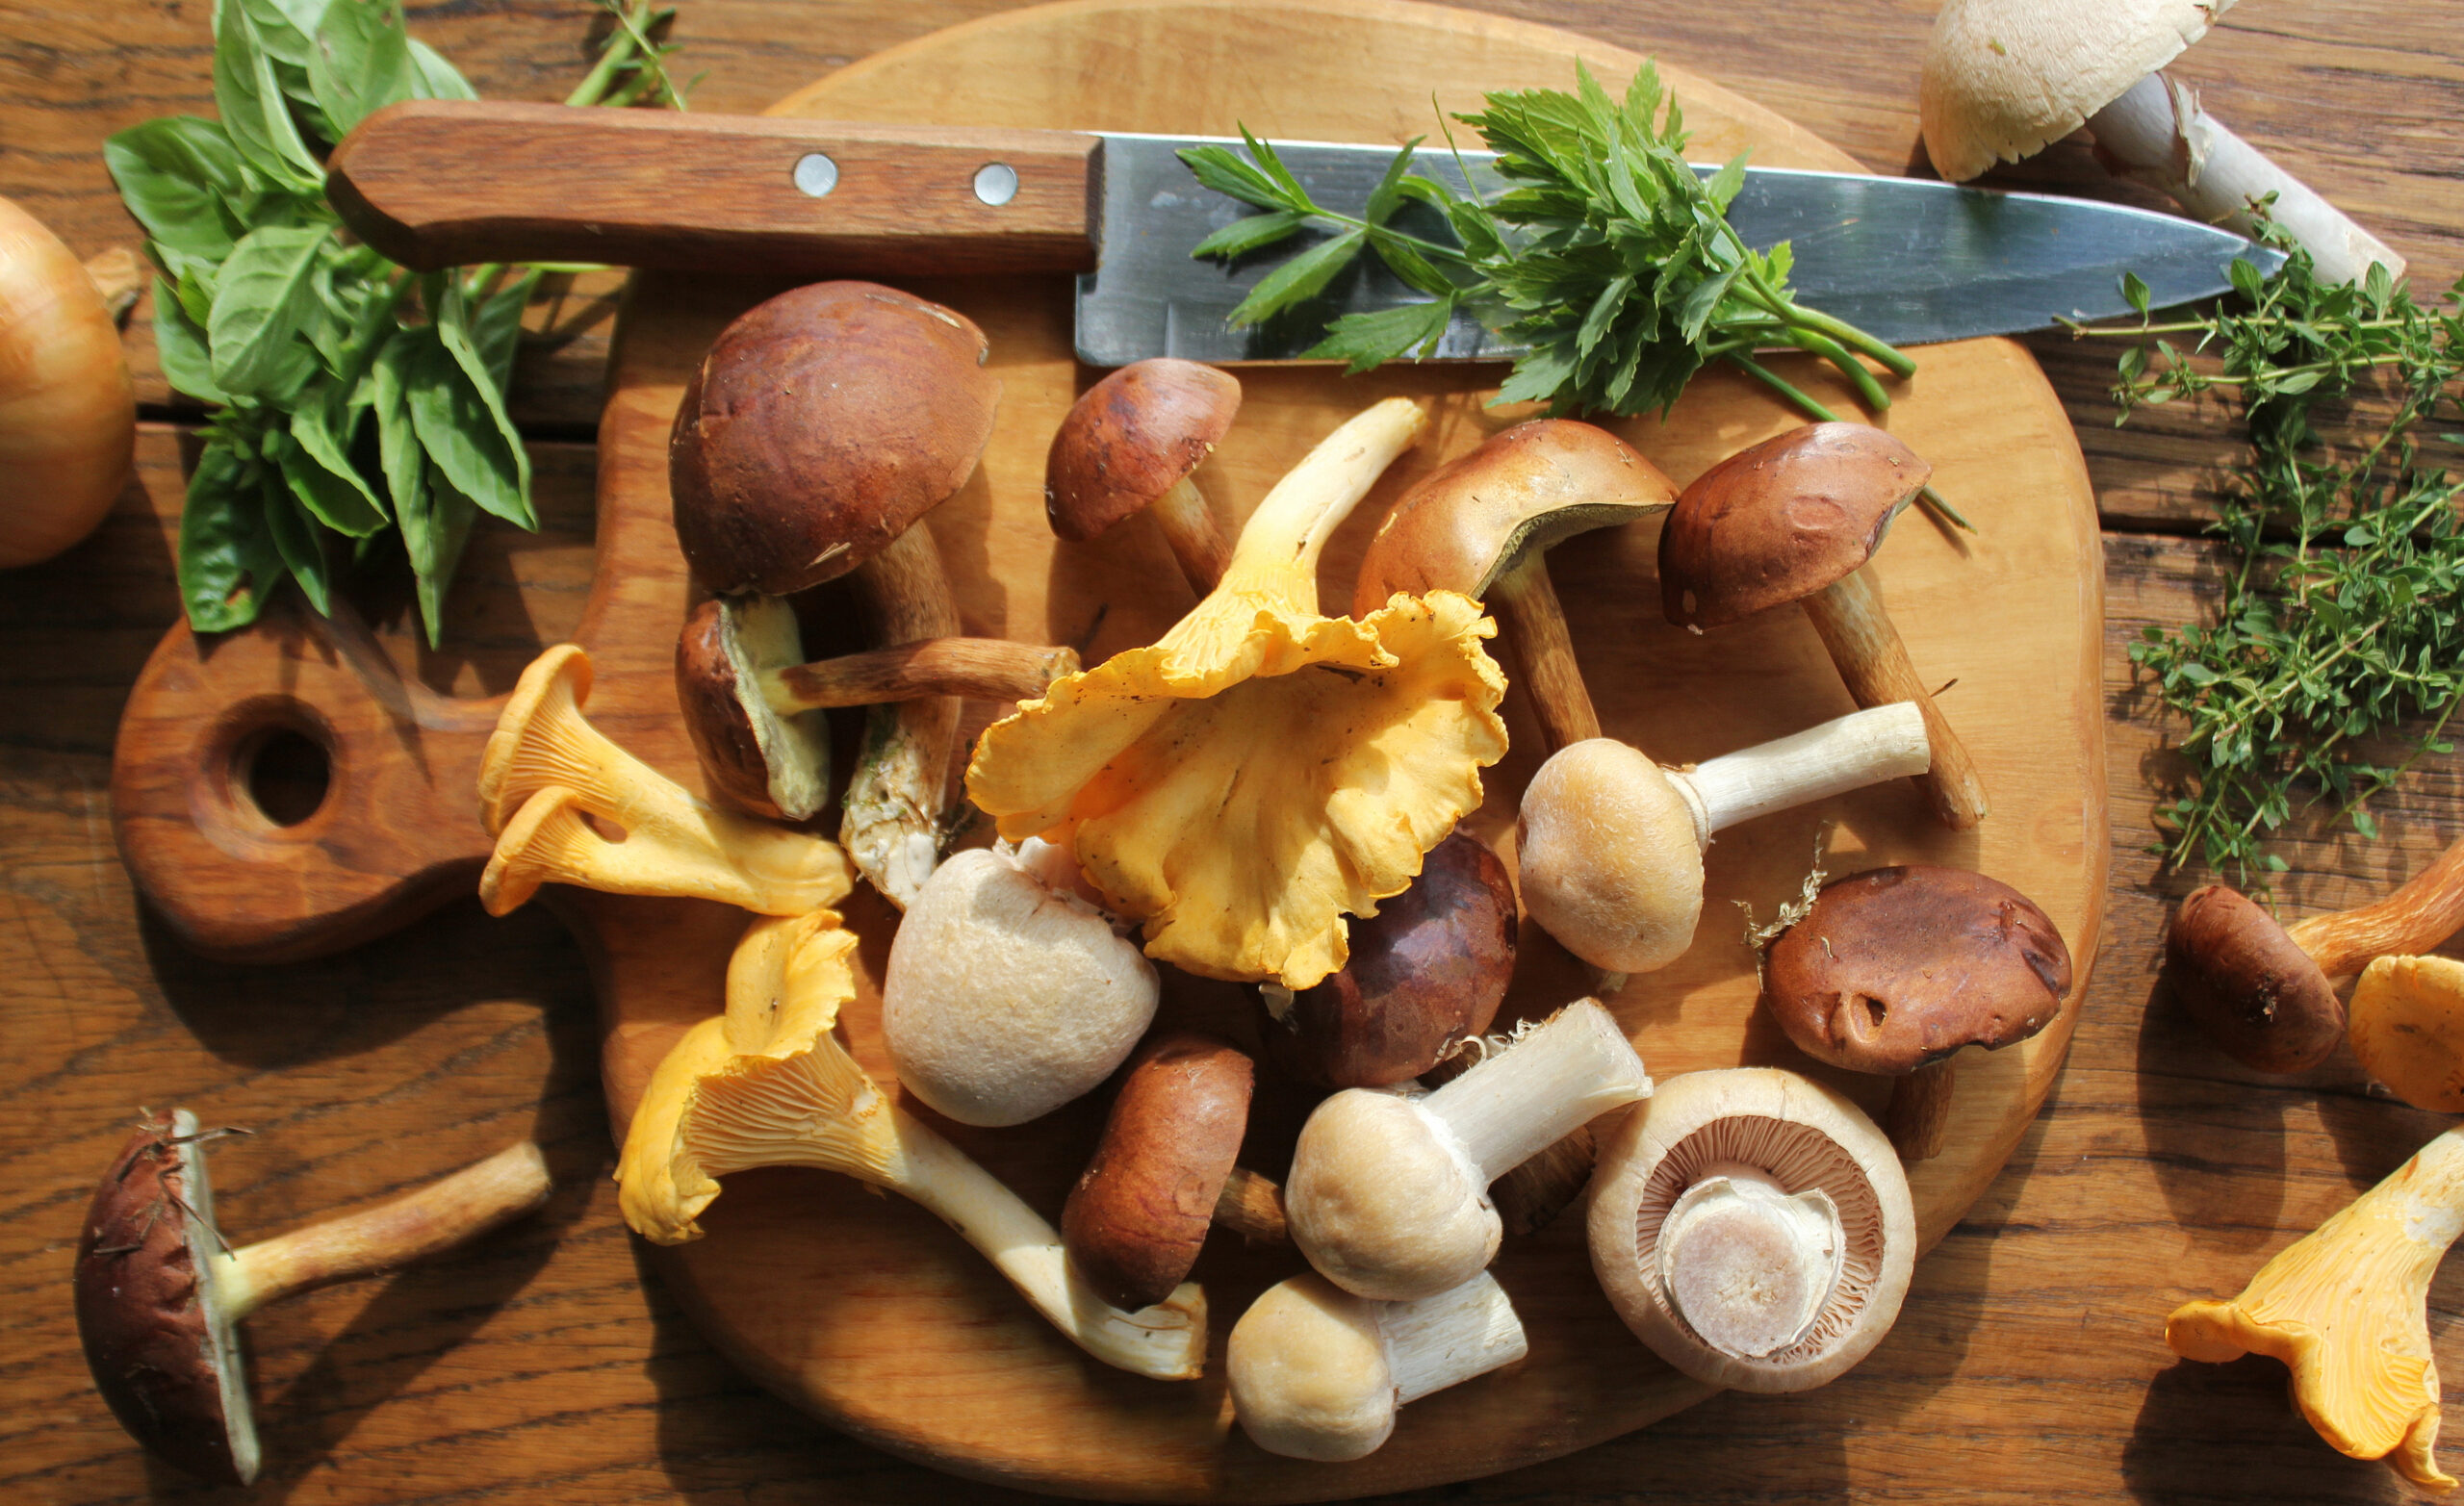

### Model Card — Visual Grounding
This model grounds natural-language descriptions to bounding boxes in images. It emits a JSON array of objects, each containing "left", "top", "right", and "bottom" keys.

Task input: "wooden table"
[{"left": 3, "top": 2, "right": 2459, "bottom": 1501}]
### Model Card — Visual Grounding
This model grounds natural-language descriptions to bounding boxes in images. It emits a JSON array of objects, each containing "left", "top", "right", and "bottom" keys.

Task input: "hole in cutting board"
[{"left": 236, "top": 727, "right": 333, "bottom": 827}]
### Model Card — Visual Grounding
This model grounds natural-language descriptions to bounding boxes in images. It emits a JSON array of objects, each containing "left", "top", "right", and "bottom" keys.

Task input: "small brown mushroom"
[
  {"left": 1658, "top": 423, "right": 1989, "bottom": 830},
  {"left": 1063, "top": 1033, "right": 1287, "bottom": 1311},
  {"left": 1046, "top": 358, "right": 1240, "bottom": 597},
  {"left": 1353, "top": 419, "right": 1678, "bottom": 752},
  {"left": 2168, "top": 838, "right": 2464, "bottom": 1073},
  {"left": 74, "top": 1111, "right": 550, "bottom": 1485},
  {"left": 1760, "top": 865, "right": 2071, "bottom": 1161}
]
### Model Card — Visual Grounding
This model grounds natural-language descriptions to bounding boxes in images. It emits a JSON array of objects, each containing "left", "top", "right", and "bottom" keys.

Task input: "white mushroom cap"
[
  {"left": 1227, "top": 1274, "right": 1396, "bottom": 1461},
  {"left": 1516, "top": 738, "right": 1706, "bottom": 975},
  {"left": 1284, "top": 1088, "right": 1499, "bottom": 1302},
  {"left": 1919, "top": 0, "right": 2233, "bottom": 183},
  {"left": 1587, "top": 1067, "right": 1915, "bottom": 1392},
  {"left": 881, "top": 840, "right": 1159, "bottom": 1126}
]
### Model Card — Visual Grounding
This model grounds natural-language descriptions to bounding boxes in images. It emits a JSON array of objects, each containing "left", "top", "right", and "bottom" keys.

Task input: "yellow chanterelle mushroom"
[
  {"left": 2168, "top": 1123, "right": 2464, "bottom": 1492},
  {"left": 965, "top": 397, "right": 1508, "bottom": 989}
]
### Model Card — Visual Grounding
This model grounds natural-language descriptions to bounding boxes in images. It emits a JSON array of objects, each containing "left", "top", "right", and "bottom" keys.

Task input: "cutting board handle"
[{"left": 111, "top": 595, "right": 502, "bottom": 964}]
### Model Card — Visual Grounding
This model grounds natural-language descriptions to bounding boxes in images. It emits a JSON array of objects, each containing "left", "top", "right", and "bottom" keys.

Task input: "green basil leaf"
[
  {"left": 258, "top": 437, "right": 334, "bottom": 614},
  {"left": 105, "top": 117, "right": 250, "bottom": 257},
  {"left": 405, "top": 297, "right": 533, "bottom": 527},
  {"left": 286, "top": 398, "right": 387, "bottom": 534},
  {"left": 237, "top": 0, "right": 322, "bottom": 67},
  {"left": 400, "top": 472, "right": 477, "bottom": 650},
  {"left": 406, "top": 38, "right": 478, "bottom": 102},
  {"left": 152, "top": 274, "right": 230, "bottom": 404},
  {"left": 369, "top": 328, "right": 424, "bottom": 519},
  {"left": 309, "top": 0, "right": 417, "bottom": 136},
  {"left": 214, "top": 0, "right": 324, "bottom": 189},
  {"left": 472, "top": 271, "right": 533, "bottom": 391},
  {"left": 180, "top": 431, "right": 286, "bottom": 632},
  {"left": 208, "top": 222, "right": 327, "bottom": 395}
]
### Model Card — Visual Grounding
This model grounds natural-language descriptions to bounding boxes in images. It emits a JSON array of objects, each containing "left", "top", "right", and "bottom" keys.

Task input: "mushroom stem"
[
  {"left": 1383, "top": 1270, "right": 1529, "bottom": 1404},
  {"left": 1673, "top": 702, "right": 1934, "bottom": 843},
  {"left": 2087, "top": 72, "right": 2403, "bottom": 289},
  {"left": 1879, "top": 1059, "right": 1958, "bottom": 1163},
  {"left": 1419, "top": 1038, "right": 1596, "bottom": 1238},
  {"left": 1488, "top": 553, "right": 1602, "bottom": 752},
  {"left": 2286, "top": 835, "right": 2464, "bottom": 978},
  {"left": 215, "top": 1143, "right": 552, "bottom": 1321},
  {"left": 1150, "top": 473, "right": 1234, "bottom": 597},
  {"left": 1214, "top": 1166, "right": 1289, "bottom": 1244},
  {"left": 840, "top": 524, "right": 965, "bottom": 909},
  {"left": 1658, "top": 1167, "right": 1844, "bottom": 1360},
  {"left": 1799, "top": 567, "right": 1988, "bottom": 829},
  {"left": 1424, "top": 999, "right": 1653, "bottom": 1183},
  {"left": 760, "top": 638, "right": 1080, "bottom": 714},
  {"left": 1223, "top": 396, "right": 1428, "bottom": 606}
]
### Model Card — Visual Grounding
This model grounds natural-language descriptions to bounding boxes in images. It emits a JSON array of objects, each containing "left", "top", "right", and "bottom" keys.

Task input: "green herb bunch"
[
  {"left": 2080, "top": 238, "right": 2464, "bottom": 881},
  {"left": 106, "top": 0, "right": 685, "bottom": 644},
  {"left": 1178, "top": 63, "right": 1915, "bottom": 424}
]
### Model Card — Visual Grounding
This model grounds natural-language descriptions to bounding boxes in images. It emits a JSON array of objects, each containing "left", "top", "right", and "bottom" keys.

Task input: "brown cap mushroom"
[
  {"left": 75, "top": 1111, "right": 550, "bottom": 1485},
  {"left": 1353, "top": 420, "right": 1678, "bottom": 752},
  {"left": 1587, "top": 1067, "right": 1915, "bottom": 1392},
  {"left": 1919, "top": 0, "right": 2401, "bottom": 287},
  {"left": 1659, "top": 423, "right": 1987, "bottom": 830},
  {"left": 1046, "top": 358, "right": 1240, "bottom": 596},
  {"left": 1761, "top": 865, "right": 2071, "bottom": 1161},
  {"left": 1063, "top": 1032, "right": 1286, "bottom": 1311}
]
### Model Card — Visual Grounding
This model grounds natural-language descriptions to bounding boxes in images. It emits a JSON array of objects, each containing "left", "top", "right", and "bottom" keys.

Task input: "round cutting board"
[{"left": 589, "top": 0, "right": 2110, "bottom": 1498}]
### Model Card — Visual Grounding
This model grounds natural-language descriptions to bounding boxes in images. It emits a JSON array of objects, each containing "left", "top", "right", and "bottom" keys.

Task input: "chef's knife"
[{"left": 327, "top": 101, "right": 2275, "bottom": 364}]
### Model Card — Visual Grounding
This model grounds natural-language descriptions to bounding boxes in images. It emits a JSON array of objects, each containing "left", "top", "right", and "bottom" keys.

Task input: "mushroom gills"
[{"left": 1658, "top": 1164, "right": 1844, "bottom": 1360}]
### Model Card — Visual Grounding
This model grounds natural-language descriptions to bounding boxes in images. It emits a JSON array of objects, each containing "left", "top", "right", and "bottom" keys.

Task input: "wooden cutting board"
[{"left": 110, "top": 0, "right": 2108, "bottom": 1498}]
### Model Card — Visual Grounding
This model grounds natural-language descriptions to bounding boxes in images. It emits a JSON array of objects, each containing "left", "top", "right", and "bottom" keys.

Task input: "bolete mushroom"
[
  {"left": 1046, "top": 357, "right": 1240, "bottom": 596},
  {"left": 1920, "top": 0, "right": 2403, "bottom": 288},
  {"left": 1587, "top": 1066, "right": 1915, "bottom": 1392},
  {"left": 1658, "top": 422, "right": 1987, "bottom": 830},
  {"left": 2166, "top": 837, "right": 2464, "bottom": 1073},
  {"left": 1760, "top": 865, "right": 2071, "bottom": 1161},
  {"left": 617, "top": 907, "right": 1206, "bottom": 1380},
  {"left": 75, "top": 1112, "right": 550, "bottom": 1485},
  {"left": 477, "top": 644, "right": 854, "bottom": 917},
  {"left": 1353, "top": 419, "right": 1678, "bottom": 753},
  {"left": 1063, "top": 1032, "right": 1287, "bottom": 1311},
  {"left": 1227, "top": 1269, "right": 1527, "bottom": 1463},
  {"left": 1516, "top": 702, "right": 1934, "bottom": 977},
  {"left": 968, "top": 396, "right": 1510, "bottom": 988},
  {"left": 2169, "top": 1122, "right": 2464, "bottom": 1492},
  {"left": 1284, "top": 998, "right": 1652, "bottom": 1301},
  {"left": 2347, "top": 955, "right": 2464, "bottom": 1113}
]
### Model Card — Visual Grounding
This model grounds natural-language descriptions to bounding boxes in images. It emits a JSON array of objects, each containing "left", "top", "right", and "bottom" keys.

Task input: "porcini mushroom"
[
  {"left": 1760, "top": 865, "right": 2071, "bottom": 1161},
  {"left": 476, "top": 645, "right": 853, "bottom": 917},
  {"left": 1920, "top": 0, "right": 2402, "bottom": 288},
  {"left": 1353, "top": 419, "right": 1678, "bottom": 753},
  {"left": 1063, "top": 1032, "right": 1286, "bottom": 1311},
  {"left": 968, "top": 396, "right": 1510, "bottom": 989},
  {"left": 1046, "top": 358, "right": 1241, "bottom": 596},
  {"left": 75, "top": 1112, "right": 550, "bottom": 1485},
  {"left": 1516, "top": 702, "right": 1934, "bottom": 977},
  {"left": 2169, "top": 1122, "right": 2464, "bottom": 1492},
  {"left": 1227, "top": 1270, "right": 1527, "bottom": 1463},
  {"left": 1587, "top": 1066, "right": 1915, "bottom": 1392},
  {"left": 2347, "top": 955, "right": 2464, "bottom": 1113},
  {"left": 1659, "top": 422, "right": 1986, "bottom": 830},
  {"left": 880, "top": 838, "right": 1161, "bottom": 1128},
  {"left": 1284, "top": 998, "right": 1652, "bottom": 1301},
  {"left": 2167, "top": 836, "right": 2464, "bottom": 1073},
  {"left": 617, "top": 907, "right": 1206, "bottom": 1379}
]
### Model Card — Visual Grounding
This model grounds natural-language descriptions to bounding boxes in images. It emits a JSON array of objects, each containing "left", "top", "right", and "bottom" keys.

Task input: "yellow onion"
[{"left": 0, "top": 195, "right": 136, "bottom": 570}]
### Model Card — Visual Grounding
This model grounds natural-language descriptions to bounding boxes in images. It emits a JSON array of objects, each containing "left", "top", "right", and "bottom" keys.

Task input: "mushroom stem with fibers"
[
  {"left": 1488, "top": 552, "right": 1600, "bottom": 751},
  {"left": 1799, "top": 567, "right": 1988, "bottom": 830},
  {"left": 839, "top": 523, "right": 964, "bottom": 909},
  {"left": 1674, "top": 701, "right": 1934, "bottom": 843},
  {"left": 1659, "top": 1167, "right": 1843, "bottom": 1360},
  {"left": 1150, "top": 474, "right": 1233, "bottom": 596},
  {"left": 1215, "top": 1166, "right": 1288, "bottom": 1243},
  {"left": 2286, "top": 836, "right": 2464, "bottom": 978},
  {"left": 2087, "top": 73, "right": 2403, "bottom": 289},
  {"left": 1427, "top": 1002, "right": 1652, "bottom": 1184},
  {"left": 761, "top": 638, "right": 1077, "bottom": 714},
  {"left": 1880, "top": 1060, "right": 1956, "bottom": 1162}
]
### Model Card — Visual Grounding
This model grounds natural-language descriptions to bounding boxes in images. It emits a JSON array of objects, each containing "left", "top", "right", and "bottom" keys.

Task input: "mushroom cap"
[
  {"left": 2166, "top": 882, "right": 2343, "bottom": 1074},
  {"left": 1063, "top": 1032, "right": 1255, "bottom": 1310},
  {"left": 669, "top": 280, "right": 999, "bottom": 598},
  {"left": 1657, "top": 423, "right": 1931, "bottom": 630},
  {"left": 1919, "top": 0, "right": 2234, "bottom": 184},
  {"left": 1763, "top": 865, "right": 2072, "bottom": 1075},
  {"left": 1515, "top": 738, "right": 1707, "bottom": 975},
  {"left": 881, "top": 844, "right": 1161, "bottom": 1127},
  {"left": 1227, "top": 1273, "right": 1396, "bottom": 1462},
  {"left": 1284, "top": 1088, "right": 1500, "bottom": 1301},
  {"left": 1045, "top": 358, "right": 1242, "bottom": 542},
  {"left": 673, "top": 595, "right": 831, "bottom": 821},
  {"left": 1349, "top": 419, "right": 1678, "bottom": 613},
  {"left": 1260, "top": 828, "right": 1517, "bottom": 1088},
  {"left": 2347, "top": 956, "right": 2464, "bottom": 1112},
  {"left": 74, "top": 1110, "right": 258, "bottom": 1486},
  {"left": 1587, "top": 1066, "right": 1916, "bottom": 1393}
]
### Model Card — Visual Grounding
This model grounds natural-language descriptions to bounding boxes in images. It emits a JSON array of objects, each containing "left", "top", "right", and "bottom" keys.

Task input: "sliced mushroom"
[
  {"left": 1046, "top": 358, "right": 1240, "bottom": 596},
  {"left": 1587, "top": 1067, "right": 1914, "bottom": 1392}
]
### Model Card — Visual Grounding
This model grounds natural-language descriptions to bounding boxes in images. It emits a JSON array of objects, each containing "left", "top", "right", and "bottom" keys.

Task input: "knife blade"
[{"left": 328, "top": 101, "right": 2274, "bottom": 365}]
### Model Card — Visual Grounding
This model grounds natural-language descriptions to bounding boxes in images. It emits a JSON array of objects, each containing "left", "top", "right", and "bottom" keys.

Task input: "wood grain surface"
[{"left": 2, "top": 1, "right": 2460, "bottom": 1503}]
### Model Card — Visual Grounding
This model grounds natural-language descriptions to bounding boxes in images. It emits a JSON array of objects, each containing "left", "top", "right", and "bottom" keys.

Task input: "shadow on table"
[{"left": 2124, "top": 1355, "right": 2398, "bottom": 1504}]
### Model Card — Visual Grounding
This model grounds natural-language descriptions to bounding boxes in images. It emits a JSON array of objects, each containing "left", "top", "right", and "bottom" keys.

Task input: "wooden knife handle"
[{"left": 326, "top": 100, "right": 1101, "bottom": 277}]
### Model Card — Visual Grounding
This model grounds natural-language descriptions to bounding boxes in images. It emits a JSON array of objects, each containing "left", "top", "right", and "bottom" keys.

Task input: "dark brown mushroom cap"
[
  {"left": 1351, "top": 419, "right": 1677, "bottom": 615},
  {"left": 73, "top": 1110, "right": 250, "bottom": 1486},
  {"left": 1044, "top": 359, "right": 1241, "bottom": 542},
  {"left": 672, "top": 595, "right": 829, "bottom": 821},
  {"left": 1257, "top": 829, "right": 1517, "bottom": 1087},
  {"left": 2165, "top": 883, "right": 2344, "bottom": 1073},
  {"left": 1657, "top": 422, "right": 1931, "bottom": 629},
  {"left": 1763, "top": 865, "right": 2071, "bottom": 1075},
  {"left": 670, "top": 281, "right": 998, "bottom": 598},
  {"left": 1062, "top": 1033, "right": 1254, "bottom": 1310}
]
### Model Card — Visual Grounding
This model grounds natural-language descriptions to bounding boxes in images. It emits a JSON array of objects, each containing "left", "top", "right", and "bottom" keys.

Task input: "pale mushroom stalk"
[
  {"left": 1672, "top": 702, "right": 1935, "bottom": 843},
  {"left": 1797, "top": 566, "right": 1990, "bottom": 830},
  {"left": 840, "top": 523, "right": 965, "bottom": 909},
  {"left": 1424, "top": 1002, "right": 1654, "bottom": 1186},
  {"left": 1226, "top": 398, "right": 1428, "bottom": 607},
  {"left": 761, "top": 637, "right": 1079, "bottom": 713},
  {"left": 1658, "top": 1168, "right": 1844, "bottom": 1360},
  {"left": 2169, "top": 1123, "right": 2464, "bottom": 1491}
]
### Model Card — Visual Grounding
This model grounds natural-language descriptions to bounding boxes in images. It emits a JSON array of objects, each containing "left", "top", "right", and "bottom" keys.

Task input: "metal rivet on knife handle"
[
  {"left": 974, "top": 163, "right": 1020, "bottom": 206},
  {"left": 793, "top": 153, "right": 839, "bottom": 198}
]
